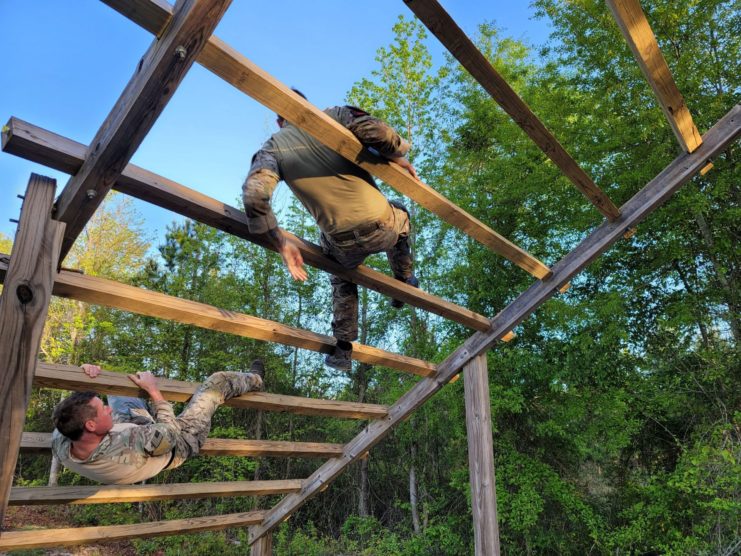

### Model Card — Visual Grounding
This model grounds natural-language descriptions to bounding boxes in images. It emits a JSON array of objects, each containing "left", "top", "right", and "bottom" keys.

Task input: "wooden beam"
[
  {"left": 403, "top": 0, "right": 621, "bottom": 221},
  {"left": 249, "top": 105, "right": 741, "bottom": 543},
  {"left": 251, "top": 532, "right": 273, "bottom": 556},
  {"left": 0, "top": 175, "right": 65, "bottom": 529},
  {"left": 0, "top": 256, "right": 436, "bottom": 377},
  {"left": 9, "top": 480, "right": 301, "bottom": 505},
  {"left": 21, "top": 432, "right": 344, "bottom": 459},
  {"left": 98, "top": 0, "right": 552, "bottom": 279},
  {"left": 1, "top": 118, "right": 492, "bottom": 333},
  {"left": 0, "top": 511, "right": 266, "bottom": 550},
  {"left": 606, "top": 0, "right": 702, "bottom": 152},
  {"left": 463, "top": 354, "right": 500, "bottom": 556},
  {"left": 54, "top": 0, "right": 232, "bottom": 260},
  {"left": 31, "top": 363, "right": 388, "bottom": 420}
]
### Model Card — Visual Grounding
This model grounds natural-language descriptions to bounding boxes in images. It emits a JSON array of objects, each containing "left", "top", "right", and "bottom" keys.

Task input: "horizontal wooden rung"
[
  {"left": 0, "top": 117, "right": 493, "bottom": 333},
  {"left": 10, "top": 480, "right": 301, "bottom": 505},
  {"left": 0, "top": 511, "right": 266, "bottom": 550},
  {"left": 21, "top": 431, "right": 343, "bottom": 459},
  {"left": 0, "top": 257, "right": 436, "bottom": 378},
  {"left": 32, "top": 363, "right": 388, "bottom": 420}
]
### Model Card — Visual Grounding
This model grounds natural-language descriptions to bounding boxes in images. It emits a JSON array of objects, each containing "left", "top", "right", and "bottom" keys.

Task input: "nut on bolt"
[
  {"left": 175, "top": 46, "right": 187, "bottom": 60},
  {"left": 86, "top": 189, "right": 97, "bottom": 200}
]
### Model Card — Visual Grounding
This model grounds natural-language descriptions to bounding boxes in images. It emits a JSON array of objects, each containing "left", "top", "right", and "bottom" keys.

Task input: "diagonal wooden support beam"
[
  {"left": 606, "top": 0, "right": 702, "bottom": 153},
  {"left": 99, "top": 0, "right": 551, "bottom": 279},
  {"left": 0, "top": 174, "right": 65, "bottom": 529},
  {"left": 2, "top": 118, "right": 492, "bottom": 332},
  {"left": 54, "top": 0, "right": 232, "bottom": 261},
  {"left": 403, "top": 0, "right": 621, "bottom": 221},
  {"left": 31, "top": 363, "right": 389, "bottom": 420},
  {"left": 248, "top": 105, "right": 740, "bottom": 543},
  {"left": 21, "top": 431, "right": 345, "bottom": 459}
]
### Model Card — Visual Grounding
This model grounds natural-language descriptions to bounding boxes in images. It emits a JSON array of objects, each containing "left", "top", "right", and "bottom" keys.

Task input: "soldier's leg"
[
  {"left": 329, "top": 273, "right": 359, "bottom": 342},
  {"left": 386, "top": 201, "right": 413, "bottom": 280},
  {"left": 108, "top": 396, "right": 154, "bottom": 425},
  {"left": 320, "top": 232, "right": 362, "bottom": 342},
  {"left": 172, "top": 371, "right": 263, "bottom": 461}
]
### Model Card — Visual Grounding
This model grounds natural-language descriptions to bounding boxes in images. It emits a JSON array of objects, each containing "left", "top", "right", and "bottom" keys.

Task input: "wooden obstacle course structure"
[{"left": 1, "top": 0, "right": 738, "bottom": 554}]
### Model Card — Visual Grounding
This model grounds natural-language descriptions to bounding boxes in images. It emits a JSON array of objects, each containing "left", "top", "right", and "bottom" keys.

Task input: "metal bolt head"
[
  {"left": 86, "top": 189, "right": 97, "bottom": 200},
  {"left": 175, "top": 46, "right": 187, "bottom": 60}
]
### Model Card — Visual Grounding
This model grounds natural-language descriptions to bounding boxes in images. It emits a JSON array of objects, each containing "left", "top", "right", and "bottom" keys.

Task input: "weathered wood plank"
[
  {"left": 0, "top": 255, "right": 436, "bottom": 377},
  {"left": 30, "top": 363, "right": 388, "bottom": 420},
  {"left": 606, "top": 0, "right": 702, "bottom": 152},
  {"left": 0, "top": 175, "right": 64, "bottom": 529},
  {"left": 21, "top": 431, "right": 344, "bottom": 459},
  {"left": 403, "top": 0, "right": 620, "bottom": 221},
  {"left": 10, "top": 480, "right": 301, "bottom": 505},
  {"left": 0, "top": 511, "right": 266, "bottom": 550},
  {"left": 54, "top": 0, "right": 232, "bottom": 260},
  {"left": 251, "top": 532, "right": 273, "bottom": 556},
  {"left": 97, "top": 0, "right": 551, "bottom": 279},
  {"left": 249, "top": 105, "right": 741, "bottom": 543},
  {"left": 464, "top": 354, "right": 500, "bottom": 556},
  {"left": 0, "top": 117, "right": 491, "bottom": 332}
]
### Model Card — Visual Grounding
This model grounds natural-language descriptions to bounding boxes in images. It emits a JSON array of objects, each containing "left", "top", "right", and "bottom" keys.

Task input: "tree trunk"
[
  {"left": 252, "top": 409, "right": 264, "bottom": 482},
  {"left": 672, "top": 260, "right": 711, "bottom": 348},
  {"left": 693, "top": 210, "right": 740, "bottom": 342},
  {"left": 409, "top": 443, "right": 421, "bottom": 534},
  {"left": 47, "top": 454, "right": 61, "bottom": 487}
]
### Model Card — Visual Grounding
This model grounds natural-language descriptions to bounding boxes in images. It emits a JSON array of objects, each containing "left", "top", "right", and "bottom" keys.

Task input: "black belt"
[
  {"left": 330, "top": 221, "right": 382, "bottom": 242},
  {"left": 164, "top": 447, "right": 178, "bottom": 469}
]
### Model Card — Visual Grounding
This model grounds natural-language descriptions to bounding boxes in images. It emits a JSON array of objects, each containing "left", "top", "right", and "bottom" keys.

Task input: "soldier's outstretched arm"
[
  {"left": 339, "top": 106, "right": 418, "bottom": 179},
  {"left": 128, "top": 371, "right": 166, "bottom": 403}
]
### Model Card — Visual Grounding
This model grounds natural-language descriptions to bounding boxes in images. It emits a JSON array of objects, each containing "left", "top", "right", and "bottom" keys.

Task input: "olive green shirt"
[{"left": 243, "top": 106, "right": 410, "bottom": 236}]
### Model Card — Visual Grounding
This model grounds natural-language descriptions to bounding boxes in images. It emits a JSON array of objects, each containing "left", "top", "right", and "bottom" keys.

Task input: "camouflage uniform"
[
  {"left": 243, "top": 106, "right": 414, "bottom": 342},
  {"left": 52, "top": 372, "right": 262, "bottom": 485}
]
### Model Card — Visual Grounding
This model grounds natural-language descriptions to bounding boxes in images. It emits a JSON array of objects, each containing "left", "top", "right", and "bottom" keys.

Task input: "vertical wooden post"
[
  {"left": 250, "top": 530, "right": 273, "bottom": 555},
  {"left": 0, "top": 174, "right": 64, "bottom": 529},
  {"left": 463, "top": 353, "right": 500, "bottom": 556}
]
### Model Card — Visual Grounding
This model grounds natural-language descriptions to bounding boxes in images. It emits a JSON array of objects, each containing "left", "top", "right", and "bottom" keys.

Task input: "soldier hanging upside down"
[
  {"left": 242, "top": 89, "right": 420, "bottom": 371},
  {"left": 51, "top": 362, "right": 265, "bottom": 485}
]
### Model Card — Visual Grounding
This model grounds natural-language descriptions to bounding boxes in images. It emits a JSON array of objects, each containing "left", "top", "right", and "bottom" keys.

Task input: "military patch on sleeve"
[{"left": 144, "top": 429, "right": 174, "bottom": 456}]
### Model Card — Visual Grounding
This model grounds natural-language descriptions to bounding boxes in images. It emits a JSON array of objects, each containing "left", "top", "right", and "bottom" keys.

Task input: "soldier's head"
[
  {"left": 276, "top": 87, "right": 307, "bottom": 128},
  {"left": 53, "top": 391, "right": 113, "bottom": 440}
]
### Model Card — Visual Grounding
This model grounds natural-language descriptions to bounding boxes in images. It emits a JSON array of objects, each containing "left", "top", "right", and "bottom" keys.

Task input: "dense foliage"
[{"left": 11, "top": 2, "right": 739, "bottom": 554}]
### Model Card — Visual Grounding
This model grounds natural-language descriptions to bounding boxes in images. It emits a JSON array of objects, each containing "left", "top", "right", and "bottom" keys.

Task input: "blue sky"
[{"left": 0, "top": 0, "right": 553, "bottom": 249}]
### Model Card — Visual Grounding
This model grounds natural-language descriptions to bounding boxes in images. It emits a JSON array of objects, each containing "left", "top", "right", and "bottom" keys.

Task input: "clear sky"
[{"left": 0, "top": 0, "right": 552, "bottom": 248}]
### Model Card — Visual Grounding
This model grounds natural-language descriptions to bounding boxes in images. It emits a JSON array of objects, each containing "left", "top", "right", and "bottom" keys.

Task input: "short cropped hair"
[{"left": 52, "top": 391, "right": 99, "bottom": 441}]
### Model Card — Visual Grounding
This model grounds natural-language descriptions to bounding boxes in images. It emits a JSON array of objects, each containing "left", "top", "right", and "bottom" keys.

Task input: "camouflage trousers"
[
  {"left": 320, "top": 201, "right": 413, "bottom": 342},
  {"left": 110, "top": 371, "right": 261, "bottom": 469}
]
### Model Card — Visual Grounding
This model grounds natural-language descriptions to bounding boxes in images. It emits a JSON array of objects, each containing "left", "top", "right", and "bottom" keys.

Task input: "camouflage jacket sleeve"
[
  {"left": 335, "top": 105, "right": 411, "bottom": 159},
  {"left": 242, "top": 148, "right": 281, "bottom": 235},
  {"left": 127, "top": 400, "right": 181, "bottom": 457}
]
